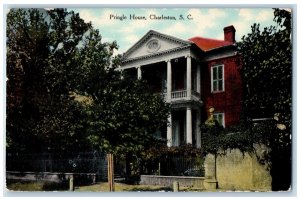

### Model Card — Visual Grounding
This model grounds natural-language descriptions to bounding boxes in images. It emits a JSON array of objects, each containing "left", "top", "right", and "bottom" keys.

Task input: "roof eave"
[{"left": 204, "top": 43, "right": 236, "bottom": 52}]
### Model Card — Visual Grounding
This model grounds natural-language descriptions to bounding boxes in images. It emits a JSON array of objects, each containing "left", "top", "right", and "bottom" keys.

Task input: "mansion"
[{"left": 119, "top": 25, "right": 242, "bottom": 148}]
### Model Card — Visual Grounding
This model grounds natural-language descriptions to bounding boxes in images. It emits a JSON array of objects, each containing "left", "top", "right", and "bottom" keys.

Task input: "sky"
[{"left": 70, "top": 7, "right": 279, "bottom": 55}]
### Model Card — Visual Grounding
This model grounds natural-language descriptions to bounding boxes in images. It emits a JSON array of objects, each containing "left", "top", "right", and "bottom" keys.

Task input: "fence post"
[
  {"left": 173, "top": 181, "right": 179, "bottom": 192},
  {"left": 107, "top": 153, "right": 115, "bottom": 192},
  {"left": 69, "top": 174, "right": 74, "bottom": 191},
  {"left": 158, "top": 161, "right": 161, "bottom": 175},
  {"left": 92, "top": 173, "right": 96, "bottom": 184}
]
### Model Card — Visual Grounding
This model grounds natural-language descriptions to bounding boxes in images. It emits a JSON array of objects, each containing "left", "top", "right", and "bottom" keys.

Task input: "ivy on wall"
[{"left": 201, "top": 120, "right": 273, "bottom": 155}]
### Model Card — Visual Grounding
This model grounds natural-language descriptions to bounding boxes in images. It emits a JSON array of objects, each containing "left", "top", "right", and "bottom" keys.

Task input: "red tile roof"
[{"left": 189, "top": 36, "right": 233, "bottom": 51}]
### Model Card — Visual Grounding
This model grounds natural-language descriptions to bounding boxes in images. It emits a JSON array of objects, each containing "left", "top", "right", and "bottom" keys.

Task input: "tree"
[
  {"left": 238, "top": 8, "right": 292, "bottom": 190},
  {"left": 238, "top": 9, "right": 291, "bottom": 123},
  {"left": 7, "top": 8, "right": 92, "bottom": 153},
  {"left": 6, "top": 8, "right": 170, "bottom": 158}
]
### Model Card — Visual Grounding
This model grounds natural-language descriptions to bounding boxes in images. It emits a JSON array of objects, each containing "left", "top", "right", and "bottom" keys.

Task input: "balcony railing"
[
  {"left": 172, "top": 90, "right": 187, "bottom": 99},
  {"left": 162, "top": 90, "right": 200, "bottom": 102}
]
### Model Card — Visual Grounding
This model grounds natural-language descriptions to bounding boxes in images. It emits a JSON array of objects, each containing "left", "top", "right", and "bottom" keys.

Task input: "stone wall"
[
  {"left": 205, "top": 144, "right": 271, "bottom": 191},
  {"left": 140, "top": 175, "right": 205, "bottom": 189}
]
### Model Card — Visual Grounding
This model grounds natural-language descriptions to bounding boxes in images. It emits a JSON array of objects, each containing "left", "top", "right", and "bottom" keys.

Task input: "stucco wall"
[
  {"left": 140, "top": 175, "right": 205, "bottom": 189},
  {"left": 205, "top": 145, "right": 271, "bottom": 191}
]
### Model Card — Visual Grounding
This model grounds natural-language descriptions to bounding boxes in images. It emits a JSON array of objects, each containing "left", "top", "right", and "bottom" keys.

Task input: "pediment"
[{"left": 122, "top": 30, "right": 191, "bottom": 60}]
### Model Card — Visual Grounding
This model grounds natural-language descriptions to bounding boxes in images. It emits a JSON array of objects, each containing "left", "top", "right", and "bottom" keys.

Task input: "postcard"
[{"left": 5, "top": 6, "right": 293, "bottom": 195}]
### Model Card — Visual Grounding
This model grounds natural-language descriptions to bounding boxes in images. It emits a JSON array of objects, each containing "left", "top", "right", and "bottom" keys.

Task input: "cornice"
[{"left": 121, "top": 45, "right": 191, "bottom": 64}]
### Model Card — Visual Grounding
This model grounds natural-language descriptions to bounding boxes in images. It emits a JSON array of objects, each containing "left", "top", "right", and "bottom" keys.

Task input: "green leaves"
[
  {"left": 6, "top": 8, "right": 94, "bottom": 154},
  {"left": 238, "top": 9, "right": 291, "bottom": 122},
  {"left": 84, "top": 75, "right": 170, "bottom": 154}
]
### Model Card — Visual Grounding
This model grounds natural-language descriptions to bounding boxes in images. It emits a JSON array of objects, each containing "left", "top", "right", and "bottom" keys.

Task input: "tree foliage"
[
  {"left": 237, "top": 8, "right": 292, "bottom": 149},
  {"left": 6, "top": 8, "right": 170, "bottom": 155},
  {"left": 84, "top": 77, "right": 170, "bottom": 154},
  {"left": 238, "top": 9, "right": 292, "bottom": 123},
  {"left": 7, "top": 8, "right": 92, "bottom": 153}
]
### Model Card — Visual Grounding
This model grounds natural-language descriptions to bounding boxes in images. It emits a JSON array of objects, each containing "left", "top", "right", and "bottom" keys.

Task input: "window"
[
  {"left": 213, "top": 112, "right": 225, "bottom": 127},
  {"left": 211, "top": 64, "right": 224, "bottom": 92}
]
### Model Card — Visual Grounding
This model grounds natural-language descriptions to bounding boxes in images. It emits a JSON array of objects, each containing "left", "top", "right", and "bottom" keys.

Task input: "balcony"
[{"left": 162, "top": 90, "right": 201, "bottom": 102}]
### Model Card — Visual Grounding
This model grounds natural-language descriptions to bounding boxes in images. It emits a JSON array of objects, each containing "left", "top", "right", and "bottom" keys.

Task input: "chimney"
[{"left": 223, "top": 25, "right": 236, "bottom": 43}]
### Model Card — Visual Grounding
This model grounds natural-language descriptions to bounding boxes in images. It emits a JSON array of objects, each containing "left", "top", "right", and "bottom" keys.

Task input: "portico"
[{"left": 120, "top": 30, "right": 203, "bottom": 148}]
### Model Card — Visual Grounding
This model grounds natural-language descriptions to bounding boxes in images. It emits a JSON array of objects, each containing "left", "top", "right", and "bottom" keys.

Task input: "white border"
[{"left": 1, "top": 1, "right": 299, "bottom": 200}]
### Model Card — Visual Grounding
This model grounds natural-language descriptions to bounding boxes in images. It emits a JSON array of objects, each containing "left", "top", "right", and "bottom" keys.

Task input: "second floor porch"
[{"left": 121, "top": 56, "right": 202, "bottom": 103}]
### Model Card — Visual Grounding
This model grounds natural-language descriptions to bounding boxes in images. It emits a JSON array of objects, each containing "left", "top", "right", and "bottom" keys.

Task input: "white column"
[
  {"left": 186, "top": 56, "right": 192, "bottom": 98},
  {"left": 167, "top": 112, "right": 172, "bottom": 147},
  {"left": 137, "top": 66, "right": 142, "bottom": 79},
  {"left": 166, "top": 60, "right": 172, "bottom": 102},
  {"left": 196, "top": 109, "right": 201, "bottom": 148},
  {"left": 196, "top": 63, "right": 201, "bottom": 94},
  {"left": 186, "top": 107, "right": 192, "bottom": 144}
]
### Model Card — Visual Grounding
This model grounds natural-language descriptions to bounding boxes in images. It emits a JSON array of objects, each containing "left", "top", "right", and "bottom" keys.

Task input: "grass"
[
  {"left": 76, "top": 182, "right": 173, "bottom": 192},
  {"left": 6, "top": 180, "right": 69, "bottom": 191},
  {"left": 6, "top": 180, "right": 204, "bottom": 192}
]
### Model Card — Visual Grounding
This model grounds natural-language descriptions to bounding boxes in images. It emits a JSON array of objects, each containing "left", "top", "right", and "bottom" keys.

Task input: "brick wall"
[{"left": 201, "top": 55, "right": 242, "bottom": 127}]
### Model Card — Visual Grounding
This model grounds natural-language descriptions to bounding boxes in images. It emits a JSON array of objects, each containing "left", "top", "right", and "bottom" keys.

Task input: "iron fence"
[
  {"left": 6, "top": 151, "right": 106, "bottom": 174},
  {"left": 6, "top": 150, "right": 204, "bottom": 181},
  {"left": 140, "top": 152, "right": 205, "bottom": 177}
]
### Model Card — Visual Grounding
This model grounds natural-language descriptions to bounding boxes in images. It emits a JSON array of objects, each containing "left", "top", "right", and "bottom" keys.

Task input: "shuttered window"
[{"left": 211, "top": 64, "right": 224, "bottom": 92}]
